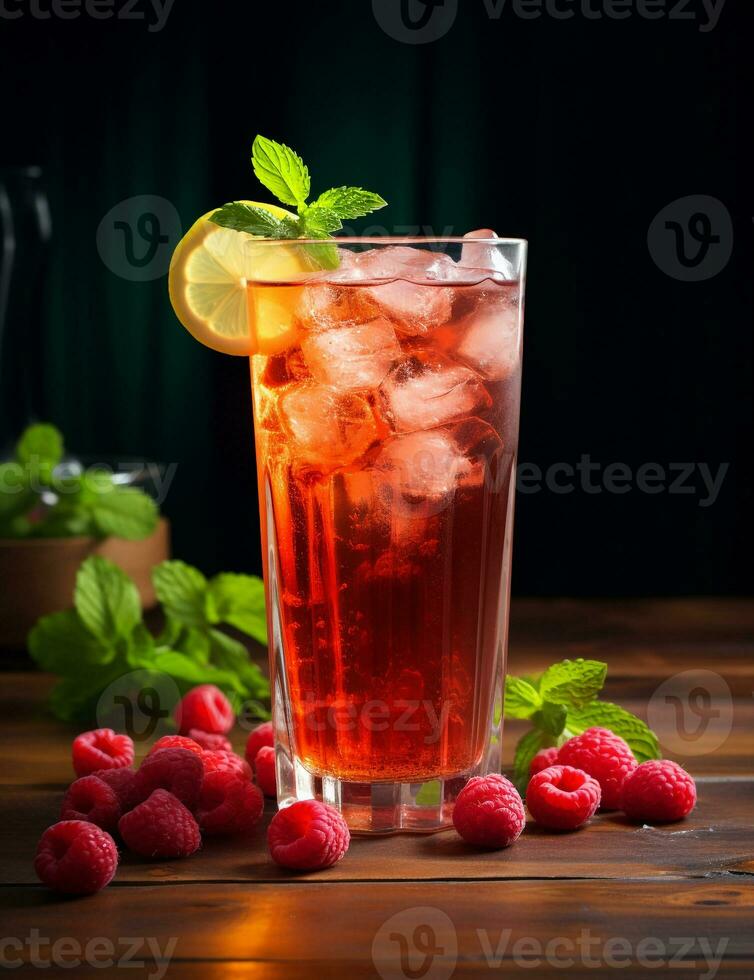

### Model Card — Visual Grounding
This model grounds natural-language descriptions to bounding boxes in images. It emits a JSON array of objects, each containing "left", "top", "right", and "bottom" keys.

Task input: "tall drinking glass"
[{"left": 245, "top": 236, "right": 526, "bottom": 833}]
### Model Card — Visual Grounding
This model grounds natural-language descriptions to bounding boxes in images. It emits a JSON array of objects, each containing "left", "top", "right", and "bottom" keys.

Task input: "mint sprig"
[
  {"left": 209, "top": 134, "right": 387, "bottom": 253},
  {"left": 0, "top": 423, "right": 158, "bottom": 541},
  {"left": 28, "top": 555, "right": 270, "bottom": 724},
  {"left": 506, "top": 658, "right": 661, "bottom": 794}
]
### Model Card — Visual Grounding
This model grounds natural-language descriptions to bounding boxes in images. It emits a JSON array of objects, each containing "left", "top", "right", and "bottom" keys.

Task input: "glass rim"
[{"left": 244, "top": 235, "right": 528, "bottom": 247}]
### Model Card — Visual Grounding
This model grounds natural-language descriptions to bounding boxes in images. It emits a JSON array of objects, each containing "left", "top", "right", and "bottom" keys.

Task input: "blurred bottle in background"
[{"left": 0, "top": 166, "right": 52, "bottom": 453}]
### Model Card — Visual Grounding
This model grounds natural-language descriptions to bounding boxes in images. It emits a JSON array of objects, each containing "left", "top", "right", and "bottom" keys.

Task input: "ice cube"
[
  {"left": 380, "top": 350, "right": 492, "bottom": 432},
  {"left": 348, "top": 246, "right": 455, "bottom": 336},
  {"left": 373, "top": 428, "right": 471, "bottom": 529},
  {"left": 460, "top": 229, "right": 516, "bottom": 281},
  {"left": 375, "top": 429, "right": 469, "bottom": 500},
  {"left": 278, "top": 383, "right": 378, "bottom": 468},
  {"left": 454, "top": 305, "right": 521, "bottom": 382},
  {"left": 301, "top": 317, "right": 402, "bottom": 391},
  {"left": 371, "top": 420, "right": 508, "bottom": 532},
  {"left": 352, "top": 245, "right": 458, "bottom": 282},
  {"left": 260, "top": 348, "right": 311, "bottom": 389},
  {"left": 370, "top": 279, "right": 453, "bottom": 336},
  {"left": 447, "top": 418, "right": 509, "bottom": 491},
  {"left": 297, "top": 281, "right": 376, "bottom": 333}
]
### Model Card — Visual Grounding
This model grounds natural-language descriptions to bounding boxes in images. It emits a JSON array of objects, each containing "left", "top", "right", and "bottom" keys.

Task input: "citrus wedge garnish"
[{"left": 168, "top": 201, "right": 307, "bottom": 356}]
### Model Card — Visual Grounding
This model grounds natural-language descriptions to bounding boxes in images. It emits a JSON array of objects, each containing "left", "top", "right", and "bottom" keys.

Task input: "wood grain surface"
[{"left": 1, "top": 598, "right": 752, "bottom": 978}]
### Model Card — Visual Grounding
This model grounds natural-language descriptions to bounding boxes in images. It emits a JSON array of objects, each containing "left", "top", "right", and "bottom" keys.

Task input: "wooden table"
[{"left": 1, "top": 599, "right": 753, "bottom": 978}]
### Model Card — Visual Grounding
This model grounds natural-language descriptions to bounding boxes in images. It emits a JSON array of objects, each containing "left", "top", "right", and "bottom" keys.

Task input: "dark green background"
[{"left": 1, "top": 0, "right": 752, "bottom": 593}]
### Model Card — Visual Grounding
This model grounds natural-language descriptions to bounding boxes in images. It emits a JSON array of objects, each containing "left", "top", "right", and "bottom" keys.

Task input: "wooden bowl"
[{"left": 0, "top": 518, "right": 170, "bottom": 649}]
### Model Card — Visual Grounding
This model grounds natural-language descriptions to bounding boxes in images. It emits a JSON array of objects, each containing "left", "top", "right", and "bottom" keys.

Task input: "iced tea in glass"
[{"left": 246, "top": 235, "right": 526, "bottom": 832}]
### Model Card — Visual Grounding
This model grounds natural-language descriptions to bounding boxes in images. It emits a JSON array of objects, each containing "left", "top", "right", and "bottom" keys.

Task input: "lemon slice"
[{"left": 168, "top": 201, "right": 307, "bottom": 356}]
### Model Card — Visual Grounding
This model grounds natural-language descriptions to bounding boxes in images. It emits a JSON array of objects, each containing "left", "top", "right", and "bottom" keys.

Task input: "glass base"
[{"left": 277, "top": 754, "right": 487, "bottom": 834}]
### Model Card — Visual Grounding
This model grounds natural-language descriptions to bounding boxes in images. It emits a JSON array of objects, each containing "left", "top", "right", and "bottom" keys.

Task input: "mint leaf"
[
  {"left": 174, "top": 627, "right": 212, "bottom": 665},
  {"left": 513, "top": 729, "right": 549, "bottom": 793},
  {"left": 300, "top": 205, "right": 342, "bottom": 237},
  {"left": 209, "top": 628, "right": 269, "bottom": 700},
  {"left": 533, "top": 700, "right": 568, "bottom": 737},
  {"left": 539, "top": 659, "right": 607, "bottom": 708},
  {"left": 210, "top": 202, "right": 285, "bottom": 237},
  {"left": 567, "top": 701, "right": 661, "bottom": 763},
  {"left": 208, "top": 628, "right": 247, "bottom": 666},
  {"left": 252, "top": 135, "right": 310, "bottom": 208},
  {"left": 314, "top": 186, "right": 387, "bottom": 220},
  {"left": 75, "top": 556, "right": 142, "bottom": 644},
  {"left": 89, "top": 485, "right": 158, "bottom": 541},
  {"left": 280, "top": 215, "right": 304, "bottom": 238},
  {"left": 152, "top": 648, "right": 246, "bottom": 696},
  {"left": 504, "top": 676, "right": 542, "bottom": 719},
  {"left": 28, "top": 609, "right": 114, "bottom": 672},
  {"left": 16, "top": 423, "right": 63, "bottom": 469},
  {"left": 124, "top": 622, "right": 159, "bottom": 669},
  {"left": 301, "top": 241, "right": 341, "bottom": 271},
  {"left": 49, "top": 663, "right": 126, "bottom": 724},
  {"left": 152, "top": 561, "right": 208, "bottom": 629},
  {"left": 207, "top": 573, "right": 267, "bottom": 644},
  {"left": 156, "top": 615, "right": 182, "bottom": 648}
]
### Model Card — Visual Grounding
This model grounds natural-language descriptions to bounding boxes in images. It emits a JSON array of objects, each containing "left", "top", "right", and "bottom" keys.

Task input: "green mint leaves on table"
[
  {"left": 210, "top": 135, "right": 387, "bottom": 268},
  {"left": 0, "top": 423, "right": 158, "bottom": 541},
  {"left": 28, "top": 555, "right": 270, "bottom": 724},
  {"left": 505, "top": 658, "right": 661, "bottom": 794}
]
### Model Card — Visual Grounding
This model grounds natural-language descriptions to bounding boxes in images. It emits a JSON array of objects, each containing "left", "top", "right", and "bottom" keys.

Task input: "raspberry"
[
  {"left": 268, "top": 800, "right": 350, "bottom": 870},
  {"left": 175, "top": 684, "right": 234, "bottom": 735},
  {"left": 133, "top": 748, "right": 204, "bottom": 810},
  {"left": 254, "top": 745, "right": 277, "bottom": 797},
  {"left": 188, "top": 729, "right": 232, "bottom": 752},
  {"left": 119, "top": 789, "right": 201, "bottom": 859},
  {"left": 526, "top": 765, "right": 601, "bottom": 830},
  {"left": 202, "top": 749, "right": 252, "bottom": 780},
  {"left": 72, "top": 728, "right": 134, "bottom": 777},
  {"left": 621, "top": 760, "right": 697, "bottom": 823},
  {"left": 529, "top": 747, "right": 559, "bottom": 777},
  {"left": 453, "top": 774, "right": 526, "bottom": 848},
  {"left": 148, "top": 735, "right": 204, "bottom": 759},
  {"left": 197, "top": 770, "right": 264, "bottom": 835},
  {"left": 558, "top": 727, "right": 637, "bottom": 809},
  {"left": 34, "top": 820, "right": 118, "bottom": 894},
  {"left": 92, "top": 768, "right": 140, "bottom": 812},
  {"left": 245, "top": 721, "right": 274, "bottom": 767},
  {"left": 60, "top": 775, "right": 121, "bottom": 831}
]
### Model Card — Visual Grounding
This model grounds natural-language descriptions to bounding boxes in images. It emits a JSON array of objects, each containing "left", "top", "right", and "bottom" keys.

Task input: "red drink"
[{"left": 247, "top": 239, "right": 525, "bottom": 831}]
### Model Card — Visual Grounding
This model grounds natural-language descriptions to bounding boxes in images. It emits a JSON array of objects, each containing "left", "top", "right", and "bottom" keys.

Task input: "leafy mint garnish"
[
  {"left": 210, "top": 135, "right": 387, "bottom": 263},
  {"left": 505, "top": 658, "right": 661, "bottom": 793},
  {"left": 28, "top": 555, "right": 270, "bottom": 724},
  {"left": 0, "top": 423, "right": 158, "bottom": 541}
]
